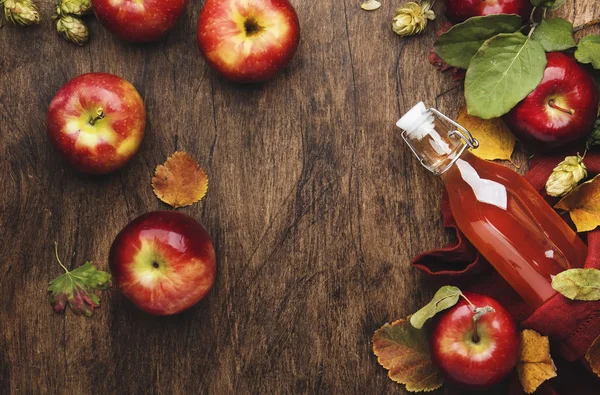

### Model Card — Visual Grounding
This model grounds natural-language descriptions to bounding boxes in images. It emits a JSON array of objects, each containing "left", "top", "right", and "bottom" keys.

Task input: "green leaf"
[
  {"left": 552, "top": 268, "right": 600, "bottom": 300},
  {"left": 465, "top": 32, "right": 547, "bottom": 119},
  {"left": 530, "top": 0, "right": 566, "bottom": 10},
  {"left": 548, "top": 0, "right": 567, "bottom": 11},
  {"left": 410, "top": 286, "right": 462, "bottom": 329},
  {"left": 434, "top": 14, "right": 522, "bottom": 69},
  {"left": 586, "top": 118, "right": 600, "bottom": 151},
  {"left": 532, "top": 18, "right": 576, "bottom": 52},
  {"left": 48, "top": 243, "right": 112, "bottom": 316},
  {"left": 575, "top": 35, "right": 600, "bottom": 69}
]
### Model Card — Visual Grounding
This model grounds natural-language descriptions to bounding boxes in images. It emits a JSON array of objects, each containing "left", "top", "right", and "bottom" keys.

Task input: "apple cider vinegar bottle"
[{"left": 397, "top": 103, "right": 588, "bottom": 309}]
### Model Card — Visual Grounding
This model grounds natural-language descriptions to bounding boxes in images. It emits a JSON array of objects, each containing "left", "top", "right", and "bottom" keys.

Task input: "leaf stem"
[
  {"left": 54, "top": 242, "right": 70, "bottom": 273},
  {"left": 430, "top": 0, "right": 439, "bottom": 8},
  {"left": 459, "top": 292, "right": 476, "bottom": 309},
  {"left": 529, "top": 6, "right": 537, "bottom": 25}
]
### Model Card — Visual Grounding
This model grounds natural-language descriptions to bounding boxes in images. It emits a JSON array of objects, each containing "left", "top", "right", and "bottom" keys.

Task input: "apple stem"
[
  {"left": 54, "top": 242, "right": 70, "bottom": 273},
  {"left": 89, "top": 108, "right": 105, "bottom": 125},
  {"left": 548, "top": 100, "right": 575, "bottom": 115},
  {"left": 472, "top": 321, "right": 480, "bottom": 343},
  {"left": 574, "top": 19, "right": 600, "bottom": 33},
  {"left": 471, "top": 306, "right": 495, "bottom": 343}
]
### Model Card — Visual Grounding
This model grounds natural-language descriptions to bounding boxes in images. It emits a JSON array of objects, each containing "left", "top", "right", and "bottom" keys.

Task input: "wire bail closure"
[{"left": 430, "top": 108, "right": 479, "bottom": 149}]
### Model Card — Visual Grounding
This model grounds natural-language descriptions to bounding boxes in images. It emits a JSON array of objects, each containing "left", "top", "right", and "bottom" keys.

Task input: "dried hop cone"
[
  {"left": 56, "top": 15, "right": 89, "bottom": 46},
  {"left": 58, "top": 0, "right": 92, "bottom": 17},
  {"left": 545, "top": 155, "right": 587, "bottom": 197},
  {"left": 392, "top": 2, "right": 435, "bottom": 37},
  {"left": 2, "top": 0, "right": 41, "bottom": 26}
]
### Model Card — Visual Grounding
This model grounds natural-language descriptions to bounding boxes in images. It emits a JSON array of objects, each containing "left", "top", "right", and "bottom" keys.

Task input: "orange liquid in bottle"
[{"left": 441, "top": 151, "right": 588, "bottom": 309}]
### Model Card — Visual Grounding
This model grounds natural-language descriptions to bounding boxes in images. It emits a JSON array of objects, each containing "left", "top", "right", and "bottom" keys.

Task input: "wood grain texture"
[{"left": 0, "top": 1, "right": 598, "bottom": 394}]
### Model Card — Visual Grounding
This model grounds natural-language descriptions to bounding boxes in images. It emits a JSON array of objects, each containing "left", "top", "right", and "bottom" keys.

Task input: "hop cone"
[
  {"left": 392, "top": 2, "right": 435, "bottom": 37},
  {"left": 3, "top": 0, "right": 40, "bottom": 26},
  {"left": 58, "top": 0, "right": 92, "bottom": 17},
  {"left": 56, "top": 15, "right": 89, "bottom": 46},
  {"left": 545, "top": 155, "right": 587, "bottom": 197}
]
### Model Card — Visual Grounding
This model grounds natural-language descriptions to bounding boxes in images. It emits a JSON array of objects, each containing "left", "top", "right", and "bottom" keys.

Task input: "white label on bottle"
[
  {"left": 456, "top": 159, "right": 507, "bottom": 210},
  {"left": 545, "top": 250, "right": 554, "bottom": 259}
]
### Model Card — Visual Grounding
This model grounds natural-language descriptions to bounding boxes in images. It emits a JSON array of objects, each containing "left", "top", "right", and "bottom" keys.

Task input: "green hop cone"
[
  {"left": 56, "top": 15, "right": 89, "bottom": 46},
  {"left": 392, "top": 2, "right": 435, "bottom": 37},
  {"left": 2, "top": 0, "right": 40, "bottom": 26},
  {"left": 545, "top": 155, "right": 587, "bottom": 198},
  {"left": 58, "top": 0, "right": 92, "bottom": 17}
]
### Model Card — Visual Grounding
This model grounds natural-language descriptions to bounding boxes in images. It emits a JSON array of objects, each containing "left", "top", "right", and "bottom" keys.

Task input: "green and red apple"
[
  {"left": 46, "top": 72, "right": 145, "bottom": 174},
  {"left": 197, "top": 0, "right": 301, "bottom": 83},
  {"left": 505, "top": 52, "right": 599, "bottom": 151},
  {"left": 109, "top": 211, "right": 217, "bottom": 316},
  {"left": 430, "top": 293, "right": 520, "bottom": 389},
  {"left": 92, "top": 0, "right": 188, "bottom": 42}
]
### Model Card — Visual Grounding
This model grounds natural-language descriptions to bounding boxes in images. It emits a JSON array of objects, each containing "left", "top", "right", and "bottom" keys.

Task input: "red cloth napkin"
[{"left": 412, "top": 153, "right": 600, "bottom": 391}]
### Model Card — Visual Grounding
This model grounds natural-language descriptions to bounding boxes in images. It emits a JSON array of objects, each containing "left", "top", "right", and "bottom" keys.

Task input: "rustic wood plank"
[{"left": 0, "top": 0, "right": 598, "bottom": 394}]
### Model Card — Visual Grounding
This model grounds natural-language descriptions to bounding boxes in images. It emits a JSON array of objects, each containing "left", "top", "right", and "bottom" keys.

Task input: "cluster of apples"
[
  {"left": 92, "top": 0, "right": 300, "bottom": 82},
  {"left": 46, "top": 0, "right": 301, "bottom": 315},
  {"left": 444, "top": 0, "right": 599, "bottom": 151}
]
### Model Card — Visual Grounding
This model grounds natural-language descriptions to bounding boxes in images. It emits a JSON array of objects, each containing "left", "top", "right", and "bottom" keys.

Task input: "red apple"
[
  {"left": 444, "top": 0, "right": 532, "bottom": 23},
  {"left": 109, "top": 211, "right": 217, "bottom": 316},
  {"left": 430, "top": 293, "right": 520, "bottom": 389},
  {"left": 47, "top": 72, "right": 145, "bottom": 174},
  {"left": 197, "top": 0, "right": 300, "bottom": 83},
  {"left": 92, "top": 0, "right": 188, "bottom": 43},
  {"left": 505, "top": 52, "right": 600, "bottom": 151}
]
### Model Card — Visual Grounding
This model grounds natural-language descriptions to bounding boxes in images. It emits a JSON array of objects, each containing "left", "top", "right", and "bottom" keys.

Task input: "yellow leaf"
[
  {"left": 456, "top": 106, "right": 516, "bottom": 161},
  {"left": 372, "top": 319, "right": 444, "bottom": 392},
  {"left": 585, "top": 335, "right": 600, "bottom": 378},
  {"left": 517, "top": 329, "right": 557, "bottom": 394},
  {"left": 152, "top": 151, "right": 208, "bottom": 209},
  {"left": 555, "top": 173, "right": 600, "bottom": 232}
]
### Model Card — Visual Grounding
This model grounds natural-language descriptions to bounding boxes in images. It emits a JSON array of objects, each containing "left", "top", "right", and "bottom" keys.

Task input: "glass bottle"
[{"left": 397, "top": 102, "right": 587, "bottom": 309}]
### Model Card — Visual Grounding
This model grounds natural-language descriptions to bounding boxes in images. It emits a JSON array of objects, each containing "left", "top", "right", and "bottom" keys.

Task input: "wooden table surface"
[{"left": 1, "top": 1, "right": 599, "bottom": 394}]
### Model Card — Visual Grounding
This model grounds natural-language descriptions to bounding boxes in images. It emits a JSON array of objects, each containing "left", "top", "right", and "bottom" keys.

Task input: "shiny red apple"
[
  {"left": 430, "top": 293, "right": 520, "bottom": 389},
  {"left": 444, "top": 0, "right": 532, "bottom": 23},
  {"left": 109, "top": 211, "right": 217, "bottom": 316},
  {"left": 505, "top": 52, "right": 599, "bottom": 151},
  {"left": 92, "top": 0, "right": 188, "bottom": 42},
  {"left": 197, "top": 0, "right": 300, "bottom": 83},
  {"left": 47, "top": 72, "right": 145, "bottom": 174}
]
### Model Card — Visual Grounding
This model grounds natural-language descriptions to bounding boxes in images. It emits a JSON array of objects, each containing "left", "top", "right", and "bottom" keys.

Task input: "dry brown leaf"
[
  {"left": 517, "top": 329, "right": 557, "bottom": 394},
  {"left": 555, "top": 173, "right": 600, "bottom": 232},
  {"left": 372, "top": 319, "right": 444, "bottom": 392},
  {"left": 585, "top": 335, "right": 600, "bottom": 378},
  {"left": 456, "top": 106, "right": 516, "bottom": 161},
  {"left": 152, "top": 151, "right": 208, "bottom": 208}
]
